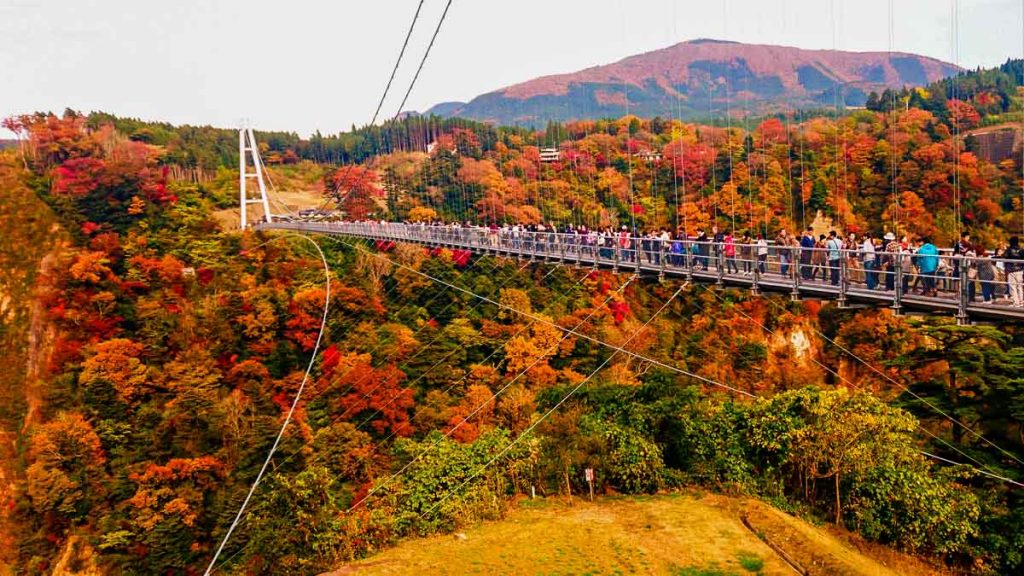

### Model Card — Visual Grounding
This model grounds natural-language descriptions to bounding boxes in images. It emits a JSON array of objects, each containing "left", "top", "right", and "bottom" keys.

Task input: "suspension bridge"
[
  {"left": 256, "top": 218, "right": 1024, "bottom": 323},
  {"left": 205, "top": 0, "right": 1024, "bottom": 568},
  {"left": 234, "top": 116, "right": 1024, "bottom": 324}
]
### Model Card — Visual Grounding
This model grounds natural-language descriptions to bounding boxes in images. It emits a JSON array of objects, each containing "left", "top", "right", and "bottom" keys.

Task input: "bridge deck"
[{"left": 257, "top": 221, "right": 1024, "bottom": 323}]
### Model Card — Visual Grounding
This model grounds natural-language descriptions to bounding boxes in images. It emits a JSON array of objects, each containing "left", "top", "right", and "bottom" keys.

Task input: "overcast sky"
[{"left": 1, "top": 0, "right": 1022, "bottom": 137}]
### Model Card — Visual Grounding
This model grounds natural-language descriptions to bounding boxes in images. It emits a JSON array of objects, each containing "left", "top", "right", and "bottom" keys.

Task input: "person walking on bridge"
[
  {"left": 917, "top": 237, "right": 940, "bottom": 297},
  {"left": 811, "top": 234, "right": 827, "bottom": 280},
  {"left": 1004, "top": 236, "right": 1024, "bottom": 308},
  {"left": 712, "top": 225, "right": 725, "bottom": 271},
  {"left": 695, "top": 228, "right": 710, "bottom": 270},
  {"left": 826, "top": 231, "right": 843, "bottom": 286},
  {"left": 724, "top": 230, "right": 738, "bottom": 274},
  {"left": 882, "top": 232, "right": 900, "bottom": 291},
  {"left": 952, "top": 231, "right": 973, "bottom": 293},
  {"left": 618, "top": 226, "right": 634, "bottom": 263},
  {"left": 756, "top": 234, "right": 768, "bottom": 274},
  {"left": 740, "top": 231, "right": 753, "bottom": 275},
  {"left": 899, "top": 242, "right": 914, "bottom": 294},
  {"left": 800, "top": 227, "right": 816, "bottom": 279},
  {"left": 776, "top": 229, "right": 791, "bottom": 277},
  {"left": 862, "top": 233, "right": 878, "bottom": 290},
  {"left": 976, "top": 247, "right": 996, "bottom": 303}
]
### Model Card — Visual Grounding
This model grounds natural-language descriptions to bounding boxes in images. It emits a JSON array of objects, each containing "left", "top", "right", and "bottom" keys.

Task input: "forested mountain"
[
  {"left": 73, "top": 59, "right": 1022, "bottom": 181},
  {"left": 2, "top": 79, "right": 1024, "bottom": 574},
  {"left": 867, "top": 59, "right": 1024, "bottom": 122},
  {"left": 424, "top": 39, "right": 960, "bottom": 125}
]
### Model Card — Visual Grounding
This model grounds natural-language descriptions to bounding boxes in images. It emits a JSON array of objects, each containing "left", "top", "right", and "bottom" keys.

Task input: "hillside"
[
  {"left": 3, "top": 112, "right": 1024, "bottom": 575},
  {"left": 426, "top": 39, "right": 959, "bottom": 124},
  {"left": 0, "top": 153, "right": 68, "bottom": 570},
  {"left": 332, "top": 493, "right": 939, "bottom": 576}
]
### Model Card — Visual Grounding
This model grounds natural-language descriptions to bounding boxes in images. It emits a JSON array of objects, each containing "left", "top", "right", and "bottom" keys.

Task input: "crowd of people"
[{"left": 315, "top": 218, "right": 1024, "bottom": 309}]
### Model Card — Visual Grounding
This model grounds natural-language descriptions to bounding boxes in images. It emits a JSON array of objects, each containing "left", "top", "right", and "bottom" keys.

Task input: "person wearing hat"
[{"left": 882, "top": 232, "right": 900, "bottom": 291}]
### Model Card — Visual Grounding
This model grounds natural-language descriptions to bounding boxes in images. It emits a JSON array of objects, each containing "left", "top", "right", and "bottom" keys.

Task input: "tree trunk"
[
  {"left": 564, "top": 466, "right": 573, "bottom": 503},
  {"left": 834, "top": 473, "right": 842, "bottom": 526},
  {"left": 18, "top": 137, "right": 28, "bottom": 170},
  {"left": 949, "top": 371, "right": 964, "bottom": 443}
]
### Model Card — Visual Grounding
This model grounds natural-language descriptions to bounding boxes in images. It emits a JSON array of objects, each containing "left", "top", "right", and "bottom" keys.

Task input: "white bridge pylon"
[{"left": 239, "top": 126, "right": 273, "bottom": 229}]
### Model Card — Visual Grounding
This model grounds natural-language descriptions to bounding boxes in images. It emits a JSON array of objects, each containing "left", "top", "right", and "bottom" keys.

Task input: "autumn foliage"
[{"left": 5, "top": 93, "right": 1024, "bottom": 575}]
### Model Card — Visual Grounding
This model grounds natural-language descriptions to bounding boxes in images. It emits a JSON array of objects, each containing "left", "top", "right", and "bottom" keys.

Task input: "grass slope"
[
  {"left": 211, "top": 161, "right": 330, "bottom": 229},
  {"left": 329, "top": 492, "right": 936, "bottom": 576}
]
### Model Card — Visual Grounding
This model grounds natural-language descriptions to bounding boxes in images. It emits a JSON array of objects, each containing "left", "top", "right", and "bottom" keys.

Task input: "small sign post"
[{"left": 585, "top": 468, "right": 594, "bottom": 502}]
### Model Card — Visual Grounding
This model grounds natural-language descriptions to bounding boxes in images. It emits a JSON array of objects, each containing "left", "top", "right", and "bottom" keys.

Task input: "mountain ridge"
[{"left": 425, "top": 39, "right": 960, "bottom": 125}]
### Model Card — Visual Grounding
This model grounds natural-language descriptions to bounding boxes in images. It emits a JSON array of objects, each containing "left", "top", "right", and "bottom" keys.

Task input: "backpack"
[
  {"left": 1005, "top": 247, "right": 1024, "bottom": 274},
  {"left": 827, "top": 238, "right": 842, "bottom": 258}
]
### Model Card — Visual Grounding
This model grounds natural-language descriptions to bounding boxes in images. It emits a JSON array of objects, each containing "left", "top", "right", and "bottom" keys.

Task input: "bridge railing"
[{"left": 261, "top": 221, "right": 1024, "bottom": 319}]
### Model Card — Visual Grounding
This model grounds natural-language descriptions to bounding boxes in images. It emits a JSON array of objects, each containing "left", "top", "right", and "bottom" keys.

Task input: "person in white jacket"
[{"left": 862, "top": 233, "right": 878, "bottom": 290}]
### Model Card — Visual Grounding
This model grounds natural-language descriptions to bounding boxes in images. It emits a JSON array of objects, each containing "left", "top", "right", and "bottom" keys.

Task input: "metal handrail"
[{"left": 255, "top": 220, "right": 1024, "bottom": 322}]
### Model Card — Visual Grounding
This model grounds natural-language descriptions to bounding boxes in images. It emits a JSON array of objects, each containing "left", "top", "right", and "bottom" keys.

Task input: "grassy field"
[{"left": 327, "top": 492, "right": 937, "bottom": 576}]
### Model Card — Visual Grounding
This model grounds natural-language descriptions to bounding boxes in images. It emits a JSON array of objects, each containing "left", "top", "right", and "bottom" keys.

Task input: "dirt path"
[{"left": 741, "top": 499, "right": 945, "bottom": 576}]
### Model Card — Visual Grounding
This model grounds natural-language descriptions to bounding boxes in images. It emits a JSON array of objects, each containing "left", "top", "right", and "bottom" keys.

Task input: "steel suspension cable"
[
  {"left": 418, "top": 283, "right": 685, "bottom": 520},
  {"left": 921, "top": 451, "right": 1024, "bottom": 487},
  {"left": 706, "top": 61, "right": 717, "bottom": 228},
  {"left": 254, "top": 253, "right": 529, "bottom": 461},
  {"left": 696, "top": 285, "right": 1023, "bottom": 486},
  {"left": 393, "top": 0, "right": 454, "bottom": 120},
  {"left": 723, "top": 0, "right": 736, "bottom": 233},
  {"left": 669, "top": 0, "right": 682, "bottom": 236},
  {"left": 341, "top": 261, "right": 586, "bottom": 459},
  {"left": 205, "top": 249, "right": 521, "bottom": 573},
  {"left": 621, "top": 1, "right": 637, "bottom": 235},
  {"left": 343, "top": 266, "right": 638, "bottom": 512},
  {"left": 205, "top": 234, "right": 331, "bottom": 575},
  {"left": 830, "top": 0, "right": 842, "bottom": 229},
  {"left": 889, "top": 0, "right": 900, "bottom": 233},
  {"left": 372, "top": 0, "right": 426, "bottom": 125},
  {"left": 780, "top": 1, "right": 797, "bottom": 232},
  {"left": 332, "top": 259, "right": 529, "bottom": 404},
  {"left": 316, "top": 256, "right": 525, "bottom": 421},
  {"left": 952, "top": 0, "right": 963, "bottom": 240},
  {"left": 720, "top": 286, "right": 1024, "bottom": 468},
  {"left": 339, "top": 238, "right": 754, "bottom": 396}
]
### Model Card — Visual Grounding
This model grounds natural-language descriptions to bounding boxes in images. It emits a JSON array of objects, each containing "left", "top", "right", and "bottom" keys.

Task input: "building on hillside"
[
  {"left": 539, "top": 147, "right": 561, "bottom": 163},
  {"left": 637, "top": 149, "right": 662, "bottom": 162},
  {"left": 966, "top": 128, "right": 1021, "bottom": 165}
]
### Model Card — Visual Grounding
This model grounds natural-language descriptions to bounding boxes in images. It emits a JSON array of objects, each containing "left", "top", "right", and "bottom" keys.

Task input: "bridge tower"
[{"left": 239, "top": 126, "right": 273, "bottom": 229}]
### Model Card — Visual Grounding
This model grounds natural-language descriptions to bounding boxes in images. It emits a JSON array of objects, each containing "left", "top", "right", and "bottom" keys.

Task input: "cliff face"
[
  {"left": 0, "top": 152, "right": 66, "bottom": 570},
  {"left": 427, "top": 39, "right": 959, "bottom": 125}
]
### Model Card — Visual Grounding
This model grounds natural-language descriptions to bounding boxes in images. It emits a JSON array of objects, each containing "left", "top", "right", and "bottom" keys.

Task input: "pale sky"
[{"left": 1, "top": 0, "right": 1022, "bottom": 137}]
